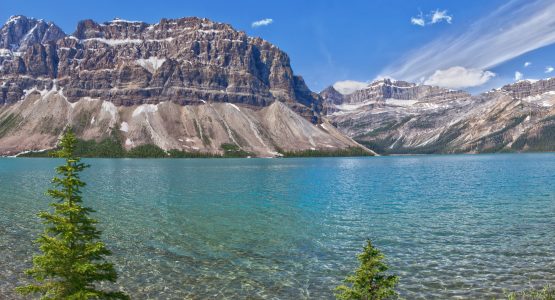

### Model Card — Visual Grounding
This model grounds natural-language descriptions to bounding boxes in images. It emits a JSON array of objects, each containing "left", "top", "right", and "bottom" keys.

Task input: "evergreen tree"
[
  {"left": 335, "top": 240, "right": 398, "bottom": 300},
  {"left": 17, "top": 130, "right": 128, "bottom": 299}
]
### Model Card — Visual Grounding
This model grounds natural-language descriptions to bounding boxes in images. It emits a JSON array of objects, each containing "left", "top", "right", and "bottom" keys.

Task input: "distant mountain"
[
  {"left": 0, "top": 16, "right": 369, "bottom": 157},
  {"left": 321, "top": 78, "right": 555, "bottom": 154}
]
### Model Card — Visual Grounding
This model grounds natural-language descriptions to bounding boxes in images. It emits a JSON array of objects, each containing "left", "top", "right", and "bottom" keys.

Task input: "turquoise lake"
[{"left": 1, "top": 154, "right": 554, "bottom": 299}]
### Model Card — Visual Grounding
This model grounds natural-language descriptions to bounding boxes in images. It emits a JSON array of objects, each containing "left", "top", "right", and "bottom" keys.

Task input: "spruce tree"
[
  {"left": 335, "top": 240, "right": 398, "bottom": 300},
  {"left": 17, "top": 130, "right": 128, "bottom": 299}
]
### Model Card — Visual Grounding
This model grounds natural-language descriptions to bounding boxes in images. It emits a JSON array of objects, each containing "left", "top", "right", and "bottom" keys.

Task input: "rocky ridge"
[
  {"left": 0, "top": 15, "right": 321, "bottom": 119},
  {"left": 0, "top": 15, "right": 369, "bottom": 157},
  {"left": 322, "top": 78, "right": 555, "bottom": 153}
]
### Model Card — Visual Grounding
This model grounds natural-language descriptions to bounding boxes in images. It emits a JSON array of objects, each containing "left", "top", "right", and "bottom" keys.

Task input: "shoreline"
[{"left": 3, "top": 150, "right": 554, "bottom": 159}]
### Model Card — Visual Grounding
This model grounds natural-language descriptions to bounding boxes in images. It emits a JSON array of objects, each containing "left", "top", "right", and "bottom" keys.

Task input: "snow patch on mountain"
[
  {"left": 136, "top": 57, "right": 166, "bottom": 73},
  {"left": 132, "top": 104, "right": 158, "bottom": 117}
]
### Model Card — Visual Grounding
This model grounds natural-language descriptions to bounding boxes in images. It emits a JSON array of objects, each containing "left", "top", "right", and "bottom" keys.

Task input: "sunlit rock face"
[
  {"left": 322, "top": 79, "right": 555, "bottom": 154},
  {"left": 0, "top": 16, "right": 321, "bottom": 119},
  {"left": 0, "top": 16, "right": 369, "bottom": 157}
]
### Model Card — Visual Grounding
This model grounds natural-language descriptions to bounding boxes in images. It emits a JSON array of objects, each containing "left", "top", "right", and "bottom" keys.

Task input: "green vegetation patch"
[
  {"left": 20, "top": 137, "right": 220, "bottom": 158},
  {"left": 281, "top": 147, "right": 372, "bottom": 157},
  {"left": 506, "top": 285, "right": 555, "bottom": 300},
  {"left": 220, "top": 143, "right": 254, "bottom": 158},
  {"left": 511, "top": 121, "right": 555, "bottom": 152},
  {"left": 127, "top": 144, "right": 167, "bottom": 158}
]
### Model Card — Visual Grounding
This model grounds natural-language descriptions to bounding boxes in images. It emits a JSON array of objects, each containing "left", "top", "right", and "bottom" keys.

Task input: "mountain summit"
[{"left": 0, "top": 16, "right": 367, "bottom": 157}]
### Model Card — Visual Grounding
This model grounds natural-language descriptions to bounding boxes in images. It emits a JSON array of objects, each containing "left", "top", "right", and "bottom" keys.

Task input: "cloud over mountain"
[{"left": 424, "top": 66, "right": 495, "bottom": 89}]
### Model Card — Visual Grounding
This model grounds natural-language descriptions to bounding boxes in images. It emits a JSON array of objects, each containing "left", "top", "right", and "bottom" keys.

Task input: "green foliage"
[
  {"left": 220, "top": 143, "right": 253, "bottom": 158},
  {"left": 75, "top": 138, "right": 126, "bottom": 158},
  {"left": 506, "top": 285, "right": 555, "bottom": 300},
  {"left": 511, "top": 121, "right": 555, "bottom": 152},
  {"left": 18, "top": 138, "right": 126, "bottom": 158},
  {"left": 335, "top": 240, "right": 398, "bottom": 300},
  {"left": 167, "top": 149, "right": 221, "bottom": 158},
  {"left": 18, "top": 136, "right": 373, "bottom": 158},
  {"left": 127, "top": 144, "right": 167, "bottom": 158},
  {"left": 20, "top": 135, "right": 221, "bottom": 158},
  {"left": 16, "top": 130, "right": 128, "bottom": 300},
  {"left": 282, "top": 147, "right": 372, "bottom": 157}
]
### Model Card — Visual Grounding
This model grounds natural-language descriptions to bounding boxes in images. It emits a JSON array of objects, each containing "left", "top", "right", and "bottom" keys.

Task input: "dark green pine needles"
[
  {"left": 335, "top": 240, "right": 398, "bottom": 300},
  {"left": 17, "top": 130, "right": 128, "bottom": 299}
]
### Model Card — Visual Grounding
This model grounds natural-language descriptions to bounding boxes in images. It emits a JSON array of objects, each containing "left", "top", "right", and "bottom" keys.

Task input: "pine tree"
[
  {"left": 17, "top": 130, "right": 128, "bottom": 299},
  {"left": 335, "top": 240, "right": 398, "bottom": 300}
]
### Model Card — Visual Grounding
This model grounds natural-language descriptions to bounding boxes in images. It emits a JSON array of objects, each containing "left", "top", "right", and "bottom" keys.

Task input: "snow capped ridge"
[
  {"left": 332, "top": 78, "right": 420, "bottom": 96},
  {"left": 323, "top": 77, "right": 471, "bottom": 115},
  {"left": 108, "top": 18, "right": 144, "bottom": 24},
  {"left": 6, "top": 15, "right": 24, "bottom": 25},
  {"left": 516, "top": 79, "right": 539, "bottom": 84}
]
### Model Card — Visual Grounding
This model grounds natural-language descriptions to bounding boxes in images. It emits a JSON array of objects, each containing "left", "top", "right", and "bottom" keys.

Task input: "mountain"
[
  {"left": 322, "top": 78, "right": 555, "bottom": 154},
  {"left": 0, "top": 15, "right": 65, "bottom": 51},
  {"left": 0, "top": 16, "right": 369, "bottom": 157}
]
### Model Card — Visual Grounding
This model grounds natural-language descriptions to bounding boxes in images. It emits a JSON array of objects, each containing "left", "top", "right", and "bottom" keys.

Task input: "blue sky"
[{"left": 1, "top": 0, "right": 555, "bottom": 93}]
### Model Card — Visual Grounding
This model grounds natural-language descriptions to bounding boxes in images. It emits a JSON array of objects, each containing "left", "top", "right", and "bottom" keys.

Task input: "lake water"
[{"left": 1, "top": 154, "right": 554, "bottom": 299}]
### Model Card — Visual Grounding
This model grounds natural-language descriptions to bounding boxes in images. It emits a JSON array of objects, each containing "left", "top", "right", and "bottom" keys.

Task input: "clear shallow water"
[{"left": 1, "top": 154, "right": 554, "bottom": 299}]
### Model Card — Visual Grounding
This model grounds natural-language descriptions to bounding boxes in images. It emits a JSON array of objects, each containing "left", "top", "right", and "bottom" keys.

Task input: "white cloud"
[
  {"left": 430, "top": 9, "right": 453, "bottom": 24},
  {"left": 524, "top": 61, "right": 532, "bottom": 67},
  {"left": 411, "top": 11, "right": 425, "bottom": 27},
  {"left": 384, "top": 0, "right": 555, "bottom": 87},
  {"left": 545, "top": 66, "right": 554, "bottom": 73},
  {"left": 411, "top": 9, "right": 452, "bottom": 27},
  {"left": 251, "top": 18, "right": 273, "bottom": 28},
  {"left": 515, "top": 71, "right": 523, "bottom": 81},
  {"left": 411, "top": 17, "right": 425, "bottom": 27},
  {"left": 333, "top": 80, "right": 368, "bottom": 95},
  {"left": 424, "top": 66, "right": 496, "bottom": 89}
]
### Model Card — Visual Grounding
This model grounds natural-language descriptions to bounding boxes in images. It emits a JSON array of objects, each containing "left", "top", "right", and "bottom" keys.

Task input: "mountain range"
[
  {"left": 0, "top": 15, "right": 553, "bottom": 156},
  {"left": 321, "top": 78, "right": 554, "bottom": 154}
]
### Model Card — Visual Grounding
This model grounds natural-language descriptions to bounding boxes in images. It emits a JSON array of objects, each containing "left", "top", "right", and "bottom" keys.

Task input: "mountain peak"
[
  {"left": 6, "top": 15, "right": 27, "bottom": 25},
  {"left": 1, "top": 15, "right": 65, "bottom": 51}
]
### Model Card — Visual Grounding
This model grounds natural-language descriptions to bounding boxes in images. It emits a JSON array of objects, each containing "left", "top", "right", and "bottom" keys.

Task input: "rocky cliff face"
[
  {"left": 323, "top": 79, "right": 555, "bottom": 154},
  {"left": 323, "top": 79, "right": 470, "bottom": 107},
  {"left": 500, "top": 78, "right": 555, "bottom": 99},
  {"left": 0, "top": 15, "right": 369, "bottom": 157},
  {"left": 0, "top": 16, "right": 321, "bottom": 120}
]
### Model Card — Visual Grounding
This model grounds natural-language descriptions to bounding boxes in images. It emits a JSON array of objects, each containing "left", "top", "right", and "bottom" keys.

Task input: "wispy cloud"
[
  {"left": 430, "top": 10, "right": 453, "bottom": 24},
  {"left": 524, "top": 61, "right": 532, "bottom": 67},
  {"left": 388, "top": 0, "right": 555, "bottom": 88},
  {"left": 546, "top": 66, "right": 554, "bottom": 73},
  {"left": 411, "top": 9, "right": 452, "bottom": 27},
  {"left": 515, "top": 71, "right": 523, "bottom": 80},
  {"left": 251, "top": 18, "right": 273, "bottom": 28}
]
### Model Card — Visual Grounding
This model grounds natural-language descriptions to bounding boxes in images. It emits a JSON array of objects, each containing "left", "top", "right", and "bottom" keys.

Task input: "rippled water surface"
[{"left": 1, "top": 154, "right": 554, "bottom": 299}]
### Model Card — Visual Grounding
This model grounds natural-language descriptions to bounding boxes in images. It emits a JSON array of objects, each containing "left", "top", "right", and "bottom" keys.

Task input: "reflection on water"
[{"left": 1, "top": 154, "right": 554, "bottom": 299}]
